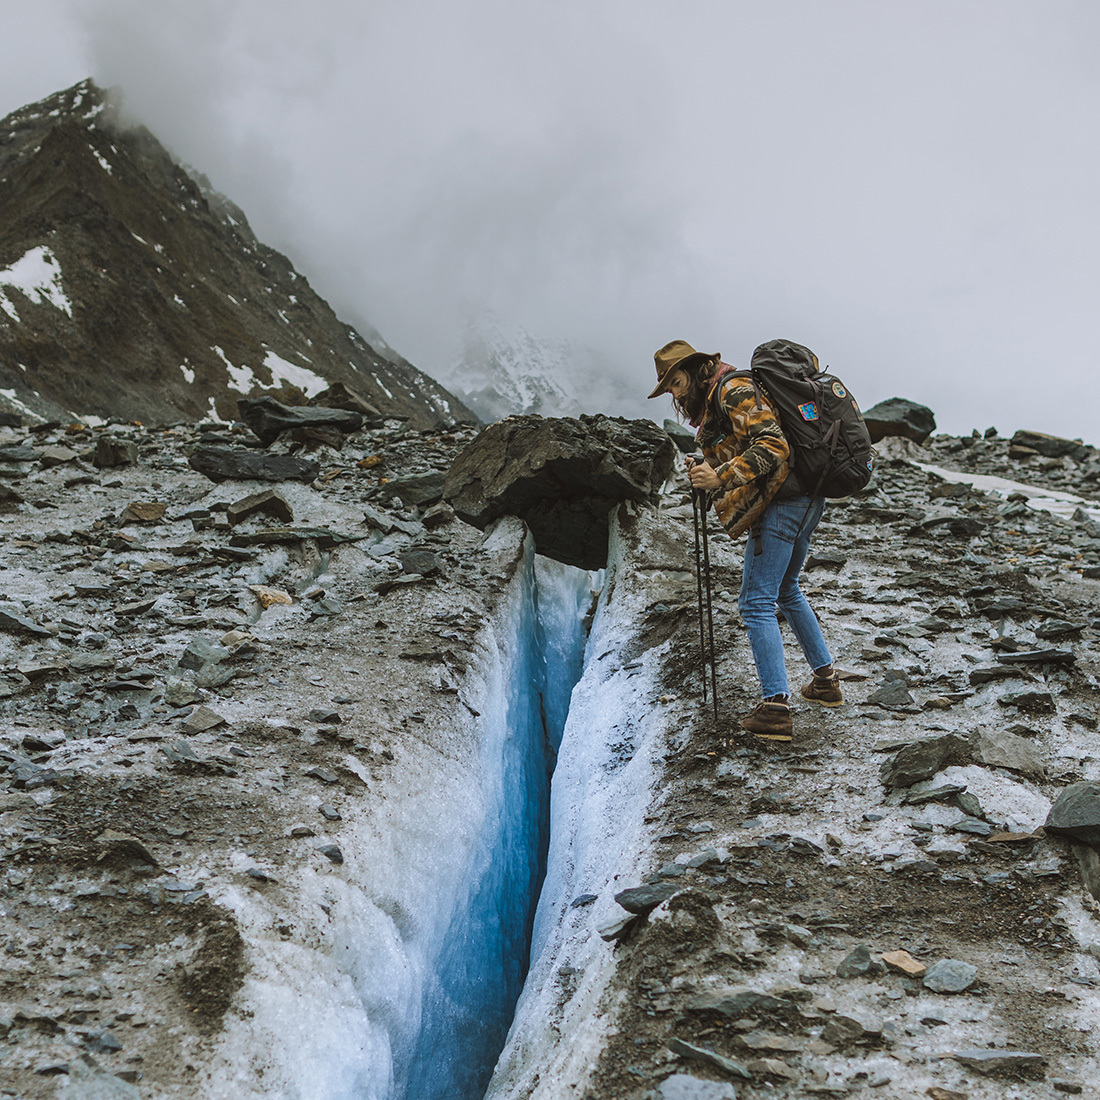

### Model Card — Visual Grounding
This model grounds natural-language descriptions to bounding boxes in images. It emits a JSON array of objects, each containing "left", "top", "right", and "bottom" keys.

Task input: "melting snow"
[
  {"left": 214, "top": 346, "right": 257, "bottom": 395},
  {"left": 262, "top": 351, "right": 327, "bottom": 396},
  {"left": 180, "top": 364, "right": 195, "bottom": 384},
  {"left": 90, "top": 146, "right": 112, "bottom": 174},
  {"left": 914, "top": 461, "right": 1100, "bottom": 524},
  {"left": 0, "top": 246, "right": 72, "bottom": 317}
]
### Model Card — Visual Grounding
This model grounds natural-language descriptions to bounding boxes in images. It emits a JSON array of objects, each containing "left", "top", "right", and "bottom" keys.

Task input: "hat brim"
[{"left": 647, "top": 351, "right": 719, "bottom": 399}]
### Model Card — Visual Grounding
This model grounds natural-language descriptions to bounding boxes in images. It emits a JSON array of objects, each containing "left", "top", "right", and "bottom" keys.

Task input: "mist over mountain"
[{"left": 0, "top": 80, "right": 475, "bottom": 429}]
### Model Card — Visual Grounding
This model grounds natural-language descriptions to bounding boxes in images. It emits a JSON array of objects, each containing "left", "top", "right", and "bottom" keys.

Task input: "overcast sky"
[{"left": 3, "top": 1, "right": 1099, "bottom": 442}]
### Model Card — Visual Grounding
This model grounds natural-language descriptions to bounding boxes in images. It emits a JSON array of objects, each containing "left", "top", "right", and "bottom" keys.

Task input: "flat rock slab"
[
  {"left": 615, "top": 881, "right": 679, "bottom": 915},
  {"left": 882, "top": 949, "right": 926, "bottom": 977},
  {"left": 950, "top": 1050, "right": 1046, "bottom": 1076},
  {"left": 188, "top": 446, "right": 320, "bottom": 484},
  {"left": 237, "top": 396, "right": 363, "bottom": 445},
  {"left": 443, "top": 414, "right": 676, "bottom": 570},
  {"left": 975, "top": 728, "right": 1045, "bottom": 778},
  {"left": 1046, "top": 782, "right": 1100, "bottom": 847},
  {"left": 227, "top": 489, "right": 293, "bottom": 526},
  {"left": 665, "top": 1038, "right": 750, "bottom": 1082},
  {"left": 687, "top": 987, "right": 790, "bottom": 1018}
]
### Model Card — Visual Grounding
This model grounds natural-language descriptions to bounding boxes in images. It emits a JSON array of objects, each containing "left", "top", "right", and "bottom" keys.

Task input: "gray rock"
[
  {"left": 0, "top": 444, "right": 38, "bottom": 461},
  {"left": 0, "top": 606, "right": 53, "bottom": 637},
  {"left": 615, "top": 881, "right": 679, "bottom": 915},
  {"left": 93, "top": 437, "right": 138, "bottom": 468},
  {"left": 226, "top": 489, "right": 293, "bottom": 526},
  {"left": 237, "top": 395, "right": 363, "bottom": 445},
  {"left": 164, "top": 678, "right": 201, "bottom": 706},
  {"left": 182, "top": 706, "right": 226, "bottom": 734},
  {"left": 666, "top": 1038, "right": 750, "bottom": 1081},
  {"left": 422, "top": 501, "right": 455, "bottom": 529},
  {"left": 862, "top": 397, "right": 936, "bottom": 444},
  {"left": 880, "top": 732, "right": 975, "bottom": 788},
  {"left": 317, "top": 843, "right": 343, "bottom": 864},
  {"left": 866, "top": 679, "right": 915, "bottom": 708},
  {"left": 444, "top": 413, "right": 677, "bottom": 570},
  {"left": 836, "top": 944, "right": 884, "bottom": 978},
  {"left": 188, "top": 446, "right": 320, "bottom": 484},
  {"left": 975, "top": 729, "right": 1045, "bottom": 778},
  {"left": 1009, "top": 429, "right": 1086, "bottom": 459},
  {"left": 399, "top": 549, "right": 442, "bottom": 576},
  {"left": 997, "top": 648, "right": 1075, "bottom": 667},
  {"left": 178, "top": 637, "right": 231, "bottom": 671},
  {"left": 820, "top": 1014, "right": 870, "bottom": 1047},
  {"left": 663, "top": 419, "right": 697, "bottom": 455},
  {"left": 950, "top": 1049, "right": 1046, "bottom": 1075},
  {"left": 997, "top": 689, "right": 1055, "bottom": 713},
  {"left": 923, "top": 958, "right": 978, "bottom": 992},
  {"left": 319, "top": 803, "right": 342, "bottom": 821},
  {"left": 386, "top": 471, "right": 447, "bottom": 506},
  {"left": 362, "top": 503, "right": 423, "bottom": 536},
  {"left": 597, "top": 913, "right": 637, "bottom": 941},
  {"left": 39, "top": 444, "right": 78, "bottom": 467},
  {"left": 1046, "top": 782, "right": 1100, "bottom": 848},
  {"left": 66, "top": 1053, "right": 141, "bottom": 1099},
  {"left": 308, "top": 381, "right": 382, "bottom": 417},
  {"left": 194, "top": 663, "right": 234, "bottom": 688}
]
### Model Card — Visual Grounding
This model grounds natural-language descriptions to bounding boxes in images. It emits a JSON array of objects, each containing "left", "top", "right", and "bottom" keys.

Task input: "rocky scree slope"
[
  {"left": 0, "top": 80, "right": 475, "bottom": 429},
  {"left": 1, "top": 417, "right": 1100, "bottom": 1099}
]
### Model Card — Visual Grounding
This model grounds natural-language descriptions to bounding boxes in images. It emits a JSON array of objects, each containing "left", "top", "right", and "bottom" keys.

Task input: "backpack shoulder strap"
[{"left": 706, "top": 365, "right": 760, "bottom": 425}]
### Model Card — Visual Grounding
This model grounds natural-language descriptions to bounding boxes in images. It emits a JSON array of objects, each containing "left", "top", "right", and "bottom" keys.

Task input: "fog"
[{"left": 3, "top": 1, "right": 1099, "bottom": 440}]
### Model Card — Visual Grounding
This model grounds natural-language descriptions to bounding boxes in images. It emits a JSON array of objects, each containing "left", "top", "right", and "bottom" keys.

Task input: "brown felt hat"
[{"left": 648, "top": 340, "right": 720, "bottom": 399}]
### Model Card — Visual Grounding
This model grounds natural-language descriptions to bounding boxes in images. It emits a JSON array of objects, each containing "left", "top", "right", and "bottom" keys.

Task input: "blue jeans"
[{"left": 738, "top": 495, "right": 832, "bottom": 699}]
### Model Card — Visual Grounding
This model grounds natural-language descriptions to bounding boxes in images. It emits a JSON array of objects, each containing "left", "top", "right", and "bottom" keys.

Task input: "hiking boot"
[
  {"left": 800, "top": 671, "right": 843, "bottom": 707},
  {"left": 739, "top": 701, "right": 792, "bottom": 741}
]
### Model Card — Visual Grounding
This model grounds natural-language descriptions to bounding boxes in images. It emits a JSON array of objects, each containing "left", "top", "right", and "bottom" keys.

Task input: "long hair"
[{"left": 673, "top": 356, "right": 720, "bottom": 428}]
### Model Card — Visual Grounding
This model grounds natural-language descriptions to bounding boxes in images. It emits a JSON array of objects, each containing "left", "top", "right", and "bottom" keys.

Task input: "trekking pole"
[
  {"left": 689, "top": 456, "right": 720, "bottom": 722},
  {"left": 689, "top": 468, "right": 709, "bottom": 707}
]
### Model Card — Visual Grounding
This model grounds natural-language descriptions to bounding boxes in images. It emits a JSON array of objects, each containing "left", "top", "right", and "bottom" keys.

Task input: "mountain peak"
[{"left": 0, "top": 81, "right": 475, "bottom": 428}]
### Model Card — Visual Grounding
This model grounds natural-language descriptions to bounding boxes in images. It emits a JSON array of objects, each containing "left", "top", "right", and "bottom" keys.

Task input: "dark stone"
[
  {"left": 422, "top": 501, "right": 455, "bottom": 529},
  {"left": 570, "top": 893, "right": 598, "bottom": 908},
  {"left": 228, "top": 527, "right": 357, "bottom": 548},
  {"left": 237, "top": 396, "right": 364, "bottom": 446},
  {"left": 444, "top": 414, "right": 677, "bottom": 570},
  {"left": 862, "top": 397, "right": 936, "bottom": 444},
  {"left": 188, "top": 446, "right": 320, "bottom": 484},
  {"left": 317, "top": 843, "right": 343, "bottom": 864},
  {"left": 663, "top": 418, "right": 696, "bottom": 454},
  {"left": 977, "top": 595, "right": 1027, "bottom": 616},
  {"left": 880, "top": 732, "right": 975, "bottom": 788},
  {"left": 319, "top": 803, "right": 342, "bottom": 821},
  {"left": 386, "top": 471, "right": 447, "bottom": 507},
  {"left": 686, "top": 987, "right": 790, "bottom": 1017},
  {"left": 399, "top": 549, "right": 441, "bottom": 576},
  {"left": 0, "top": 411, "right": 21, "bottom": 427},
  {"left": 93, "top": 437, "right": 138, "bottom": 468},
  {"left": 0, "top": 607, "right": 52, "bottom": 637},
  {"left": 0, "top": 482, "right": 23, "bottom": 508},
  {"left": 836, "top": 944, "right": 883, "bottom": 978},
  {"left": 997, "top": 649, "right": 1075, "bottom": 667},
  {"left": 308, "top": 708, "right": 340, "bottom": 724},
  {"left": 664, "top": 1038, "right": 751, "bottom": 1082},
  {"left": 806, "top": 550, "right": 847, "bottom": 569},
  {"left": 1034, "top": 620, "right": 1088, "bottom": 640},
  {"left": 1046, "top": 782, "right": 1100, "bottom": 848},
  {"left": 1010, "top": 429, "right": 1087, "bottom": 459},
  {"left": 178, "top": 638, "right": 230, "bottom": 671},
  {"left": 969, "top": 665, "right": 1025, "bottom": 684},
  {"left": 615, "top": 880, "right": 679, "bottom": 914},
  {"left": 226, "top": 489, "right": 293, "bottom": 526},
  {"left": 866, "top": 679, "right": 915, "bottom": 708},
  {"left": 997, "top": 689, "right": 1055, "bottom": 713},
  {"left": 0, "top": 444, "right": 40, "bottom": 461}
]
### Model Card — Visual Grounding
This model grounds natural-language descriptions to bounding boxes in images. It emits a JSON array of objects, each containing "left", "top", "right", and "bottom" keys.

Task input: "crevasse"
[{"left": 397, "top": 548, "right": 595, "bottom": 1099}]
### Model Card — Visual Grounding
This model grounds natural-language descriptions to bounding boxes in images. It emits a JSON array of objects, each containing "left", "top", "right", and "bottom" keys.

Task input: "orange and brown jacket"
[{"left": 697, "top": 369, "right": 793, "bottom": 539}]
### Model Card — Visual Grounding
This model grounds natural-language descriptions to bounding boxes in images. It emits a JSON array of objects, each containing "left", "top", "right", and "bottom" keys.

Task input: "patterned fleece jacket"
[{"left": 697, "top": 371, "right": 792, "bottom": 539}]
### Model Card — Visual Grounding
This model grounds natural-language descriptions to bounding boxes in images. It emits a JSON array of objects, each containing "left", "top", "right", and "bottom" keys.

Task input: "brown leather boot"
[
  {"left": 739, "top": 701, "right": 792, "bottom": 741},
  {"left": 800, "top": 670, "right": 843, "bottom": 707}
]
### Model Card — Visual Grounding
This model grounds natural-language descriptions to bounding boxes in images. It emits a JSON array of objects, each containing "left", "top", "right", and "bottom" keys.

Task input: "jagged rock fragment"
[
  {"left": 665, "top": 1038, "right": 751, "bottom": 1081},
  {"left": 121, "top": 501, "right": 166, "bottom": 523},
  {"left": 615, "top": 881, "right": 679, "bottom": 914},
  {"left": 39, "top": 444, "right": 78, "bottom": 467},
  {"left": 308, "top": 381, "right": 382, "bottom": 417},
  {"left": 862, "top": 397, "right": 936, "bottom": 444},
  {"left": 880, "top": 732, "right": 975, "bottom": 788},
  {"left": 1045, "top": 783, "right": 1100, "bottom": 848},
  {"left": 237, "top": 396, "right": 364, "bottom": 445},
  {"left": 227, "top": 489, "right": 293, "bottom": 525},
  {"left": 188, "top": 446, "right": 320, "bottom": 484},
  {"left": 686, "top": 987, "right": 789, "bottom": 1017},
  {"left": 93, "top": 437, "right": 137, "bottom": 467},
  {"left": 1009, "top": 429, "right": 1086, "bottom": 459},
  {"left": 95, "top": 830, "right": 159, "bottom": 867},
  {"left": 0, "top": 607, "right": 52, "bottom": 637},
  {"left": 249, "top": 584, "right": 293, "bottom": 608},
  {"left": 444, "top": 413, "right": 677, "bottom": 569},
  {"left": 997, "top": 689, "right": 1055, "bottom": 713},
  {"left": 882, "top": 949, "right": 926, "bottom": 977},
  {"left": 662, "top": 418, "right": 696, "bottom": 454},
  {"left": 182, "top": 706, "right": 226, "bottom": 734},
  {"left": 386, "top": 471, "right": 447, "bottom": 506},
  {"left": 836, "top": 944, "right": 884, "bottom": 978},
  {"left": 975, "top": 729, "right": 1045, "bottom": 778}
]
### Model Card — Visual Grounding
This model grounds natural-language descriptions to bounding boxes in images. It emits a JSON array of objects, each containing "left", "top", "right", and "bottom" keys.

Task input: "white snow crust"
[{"left": 0, "top": 245, "right": 72, "bottom": 319}]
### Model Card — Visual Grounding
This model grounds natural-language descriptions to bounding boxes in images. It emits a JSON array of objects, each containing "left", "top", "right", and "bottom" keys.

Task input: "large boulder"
[
  {"left": 1045, "top": 782, "right": 1100, "bottom": 847},
  {"left": 443, "top": 414, "right": 677, "bottom": 570},
  {"left": 1010, "top": 429, "right": 1089, "bottom": 460},
  {"left": 237, "top": 396, "right": 364, "bottom": 446},
  {"left": 862, "top": 397, "right": 936, "bottom": 444},
  {"left": 188, "top": 446, "right": 320, "bottom": 484}
]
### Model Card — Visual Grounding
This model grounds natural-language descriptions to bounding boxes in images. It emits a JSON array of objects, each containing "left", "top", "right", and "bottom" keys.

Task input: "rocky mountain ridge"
[{"left": 0, "top": 80, "right": 476, "bottom": 430}]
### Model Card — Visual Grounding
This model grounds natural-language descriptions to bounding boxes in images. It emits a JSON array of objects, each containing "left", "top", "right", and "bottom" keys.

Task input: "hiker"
[{"left": 648, "top": 339, "right": 842, "bottom": 740}]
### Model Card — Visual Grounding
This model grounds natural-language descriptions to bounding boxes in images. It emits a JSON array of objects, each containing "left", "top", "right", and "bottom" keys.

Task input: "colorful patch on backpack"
[
  {"left": 798, "top": 401, "right": 819, "bottom": 421},
  {"left": 831, "top": 381, "right": 847, "bottom": 399},
  {"left": 866, "top": 458, "right": 874, "bottom": 471}
]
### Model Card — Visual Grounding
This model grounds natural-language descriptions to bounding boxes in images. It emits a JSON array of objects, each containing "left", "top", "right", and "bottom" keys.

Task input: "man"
[{"left": 649, "top": 339, "right": 842, "bottom": 740}]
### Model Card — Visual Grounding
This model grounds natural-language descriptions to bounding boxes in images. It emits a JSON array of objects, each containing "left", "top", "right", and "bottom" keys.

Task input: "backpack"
[{"left": 713, "top": 339, "right": 874, "bottom": 498}]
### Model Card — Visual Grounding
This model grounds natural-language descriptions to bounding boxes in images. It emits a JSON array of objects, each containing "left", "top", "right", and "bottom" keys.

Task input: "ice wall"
[{"left": 402, "top": 551, "right": 594, "bottom": 1100}]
